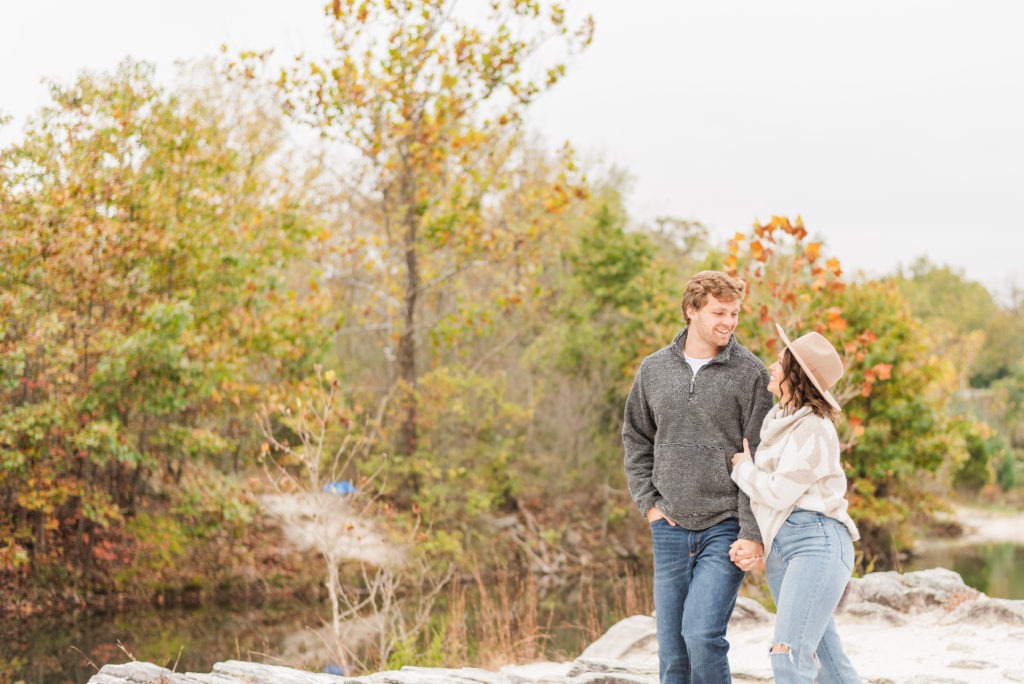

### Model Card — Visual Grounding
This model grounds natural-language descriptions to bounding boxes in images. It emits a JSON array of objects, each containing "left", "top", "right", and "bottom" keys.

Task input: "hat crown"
[
  {"left": 790, "top": 332, "right": 843, "bottom": 390},
  {"left": 774, "top": 323, "right": 844, "bottom": 410}
]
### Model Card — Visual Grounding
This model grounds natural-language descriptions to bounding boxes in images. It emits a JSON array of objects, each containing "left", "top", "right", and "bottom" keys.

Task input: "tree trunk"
[{"left": 396, "top": 181, "right": 419, "bottom": 457}]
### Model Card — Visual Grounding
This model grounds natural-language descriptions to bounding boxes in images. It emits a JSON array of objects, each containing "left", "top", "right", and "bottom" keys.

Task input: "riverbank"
[
  {"left": 952, "top": 504, "right": 1024, "bottom": 545},
  {"left": 87, "top": 568, "right": 1024, "bottom": 684},
  {"left": 914, "top": 503, "right": 1024, "bottom": 552}
]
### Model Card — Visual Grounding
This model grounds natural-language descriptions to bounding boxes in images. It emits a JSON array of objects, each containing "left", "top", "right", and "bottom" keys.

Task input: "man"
[{"left": 622, "top": 270, "right": 773, "bottom": 684}]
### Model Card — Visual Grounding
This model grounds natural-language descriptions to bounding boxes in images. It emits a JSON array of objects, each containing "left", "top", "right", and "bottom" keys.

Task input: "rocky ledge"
[{"left": 89, "top": 568, "right": 1024, "bottom": 684}]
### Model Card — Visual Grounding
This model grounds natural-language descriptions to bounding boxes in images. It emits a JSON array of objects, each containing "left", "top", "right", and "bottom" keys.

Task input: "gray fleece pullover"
[{"left": 622, "top": 328, "right": 773, "bottom": 542}]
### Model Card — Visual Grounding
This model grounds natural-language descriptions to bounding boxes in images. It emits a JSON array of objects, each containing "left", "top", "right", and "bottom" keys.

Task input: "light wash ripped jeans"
[{"left": 765, "top": 508, "right": 862, "bottom": 684}]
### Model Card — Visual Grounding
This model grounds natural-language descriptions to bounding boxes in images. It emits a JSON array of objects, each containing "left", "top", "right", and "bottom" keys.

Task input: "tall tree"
[
  {"left": 890, "top": 258, "right": 1000, "bottom": 389},
  {"left": 723, "top": 217, "right": 961, "bottom": 565},
  {"left": 0, "top": 60, "right": 325, "bottom": 582},
  {"left": 237, "top": 0, "right": 593, "bottom": 458}
]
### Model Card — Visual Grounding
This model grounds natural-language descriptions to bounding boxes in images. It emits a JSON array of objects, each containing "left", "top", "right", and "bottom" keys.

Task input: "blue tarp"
[{"left": 322, "top": 480, "right": 356, "bottom": 495}]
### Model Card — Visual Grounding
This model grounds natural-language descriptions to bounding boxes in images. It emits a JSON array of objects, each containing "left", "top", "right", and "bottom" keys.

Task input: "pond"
[
  {"left": 0, "top": 601, "right": 313, "bottom": 684},
  {"left": 0, "top": 565, "right": 652, "bottom": 684},
  {"left": 902, "top": 542, "right": 1024, "bottom": 599},
  {"left": 7, "top": 545, "right": 1023, "bottom": 683}
]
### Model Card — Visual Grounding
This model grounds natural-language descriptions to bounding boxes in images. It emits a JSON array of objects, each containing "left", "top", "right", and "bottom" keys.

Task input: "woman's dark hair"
[{"left": 780, "top": 349, "right": 840, "bottom": 424}]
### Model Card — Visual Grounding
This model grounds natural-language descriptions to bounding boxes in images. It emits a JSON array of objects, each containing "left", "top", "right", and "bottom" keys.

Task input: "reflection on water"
[
  {"left": 0, "top": 566, "right": 652, "bottom": 684},
  {"left": 0, "top": 601, "right": 316, "bottom": 684},
  {"left": 903, "top": 543, "right": 1024, "bottom": 599},
  {"left": 13, "top": 546, "right": 1020, "bottom": 683}
]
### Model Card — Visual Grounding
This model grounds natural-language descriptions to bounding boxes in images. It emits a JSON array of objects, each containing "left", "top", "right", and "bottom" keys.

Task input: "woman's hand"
[
  {"left": 729, "top": 538, "right": 765, "bottom": 572},
  {"left": 731, "top": 438, "right": 752, "bottom": 468}
]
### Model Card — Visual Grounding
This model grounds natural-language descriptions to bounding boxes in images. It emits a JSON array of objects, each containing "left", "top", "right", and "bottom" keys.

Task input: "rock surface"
[{"left": 88, "top": 569, "right": 1024, "bottom": 684}]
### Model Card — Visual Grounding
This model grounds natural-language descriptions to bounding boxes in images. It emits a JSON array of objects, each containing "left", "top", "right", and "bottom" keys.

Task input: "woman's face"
[{"left": 767, "top": 351, "right": 788, "bottom": 400}]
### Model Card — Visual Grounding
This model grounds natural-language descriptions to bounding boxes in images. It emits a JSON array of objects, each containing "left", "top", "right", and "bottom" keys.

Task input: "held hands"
[
  {"left": 731, "top": 438, "right": 752, "bottom": 468},
  {"left": 729, "top": 538, "right": 765, "bottom": 573}
]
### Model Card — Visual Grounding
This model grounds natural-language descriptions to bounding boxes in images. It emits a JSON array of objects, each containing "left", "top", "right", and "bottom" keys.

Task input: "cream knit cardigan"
[{"left": 731, "top": 404, "right": 859, "bottom": 559}]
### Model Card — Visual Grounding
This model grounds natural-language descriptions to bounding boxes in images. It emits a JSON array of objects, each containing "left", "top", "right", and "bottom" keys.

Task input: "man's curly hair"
[{"left": 680, "top": 271, "right": 746, "bottom": 324}]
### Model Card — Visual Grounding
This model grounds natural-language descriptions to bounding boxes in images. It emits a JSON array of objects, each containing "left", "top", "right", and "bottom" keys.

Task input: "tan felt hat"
[{"left": 776, "top": 323, "right": 843, "bottom": 410}]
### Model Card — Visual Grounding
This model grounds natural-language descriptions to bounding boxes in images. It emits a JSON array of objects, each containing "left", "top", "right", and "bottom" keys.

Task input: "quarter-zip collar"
[
  {"left": 672, "top": 327, "right": 737, "bottom": 397},
  {"left": 671, "top": 327, "right": 736, "bottom": 367}
]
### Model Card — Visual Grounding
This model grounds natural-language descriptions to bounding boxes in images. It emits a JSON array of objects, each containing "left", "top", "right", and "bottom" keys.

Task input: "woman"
[{"left": 729, "top": 324, "right": 862, "bottom": 684}]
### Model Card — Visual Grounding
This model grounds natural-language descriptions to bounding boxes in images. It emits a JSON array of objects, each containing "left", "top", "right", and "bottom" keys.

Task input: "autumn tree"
[
  {"left": 723, "top": 217, "right": 964, "bottom": 565},
  {"left": 530, "top": 196, "right": 679, "bottom": 489},
  {"left": 892, "top": 258, "right": 1011, "bottom": 389},
  {"left": 0, "top": 60, "right": 325, "bottom": 585},
  {"left": 237, "top": 0, "right": 593, "bottom": 463}
]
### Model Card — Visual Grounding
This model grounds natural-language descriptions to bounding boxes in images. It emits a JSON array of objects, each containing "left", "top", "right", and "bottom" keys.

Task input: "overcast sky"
[{"left": 3, "top": 1, "right": 1022, "bottom": 297}]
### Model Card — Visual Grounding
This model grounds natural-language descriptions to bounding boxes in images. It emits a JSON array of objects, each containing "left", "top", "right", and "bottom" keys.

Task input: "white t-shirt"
[{"left": 683, "top": 353, "right": 713, "bottom": 376}]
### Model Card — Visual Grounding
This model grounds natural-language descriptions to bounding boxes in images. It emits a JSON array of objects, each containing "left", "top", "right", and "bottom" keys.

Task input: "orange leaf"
[
  {"left": 750, "top": 240, "right": 765, "bottom": 262},
  {"left": 826, "top": 308, "right": 847, "bottom": 332},
  {"left": 805, "top": 242, "right": 822, "bottom": 261},
  {"left": 872, "top": 363, "right": 893, "bottom": 380},
  {"left": 848, "top": 415, "right": 864, "bottom": 437}
]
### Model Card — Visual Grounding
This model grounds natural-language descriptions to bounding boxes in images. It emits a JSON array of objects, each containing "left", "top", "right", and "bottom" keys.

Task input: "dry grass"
[{"left": 432, "top": 562, "right": 652, "bottom": 670}]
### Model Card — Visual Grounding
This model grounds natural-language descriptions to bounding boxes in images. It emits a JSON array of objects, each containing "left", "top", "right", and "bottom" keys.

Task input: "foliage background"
[{"left": 2, "top": 0, "right": 1022, "bottom": 673}]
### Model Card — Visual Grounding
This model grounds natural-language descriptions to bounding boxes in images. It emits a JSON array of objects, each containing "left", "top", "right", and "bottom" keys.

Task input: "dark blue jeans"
[{"left": 651, "top": 517, "right": 745, "bottom": 684}]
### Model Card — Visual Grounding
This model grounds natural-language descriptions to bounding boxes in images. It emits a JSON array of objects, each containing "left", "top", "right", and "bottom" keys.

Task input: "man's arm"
[{"left": 622, "top": 363, "right": 659, "bottom": 517}]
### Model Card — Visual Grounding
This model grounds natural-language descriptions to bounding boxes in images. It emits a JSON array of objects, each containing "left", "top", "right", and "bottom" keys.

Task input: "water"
[
  {"left": 8, "top": 546, "right": 1023, "bottom": 683},
  {"left": 903, "top": 542, "right": 1024, "bottom": 599},
  {"left": 0, "top": 567, "right": 650, "bottom": 683},
  {"left": 0, "top": 601, "right": 314, "bottom": 684}
]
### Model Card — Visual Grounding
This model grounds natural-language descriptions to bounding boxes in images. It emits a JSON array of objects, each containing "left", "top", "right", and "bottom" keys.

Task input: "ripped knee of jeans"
[
  {"left": 769, "top": 643, "right": 822, "bottom": 668},
  {"left": 770, "top": 643, "right": 793, "bottom": 663}
]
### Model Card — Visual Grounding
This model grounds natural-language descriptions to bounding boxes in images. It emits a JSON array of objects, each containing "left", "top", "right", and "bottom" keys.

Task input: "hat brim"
[{"left": 775, "top": 323, "right": 841, "bottom": 411}]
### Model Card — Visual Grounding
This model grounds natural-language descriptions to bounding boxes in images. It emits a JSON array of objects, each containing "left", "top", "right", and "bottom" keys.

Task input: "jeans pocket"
[
  {"left": 838, "top": 527, "right": 854, "bottom": 572},
  {"left": 782, "top": 509, "right": 821, "bottom": 528}
]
